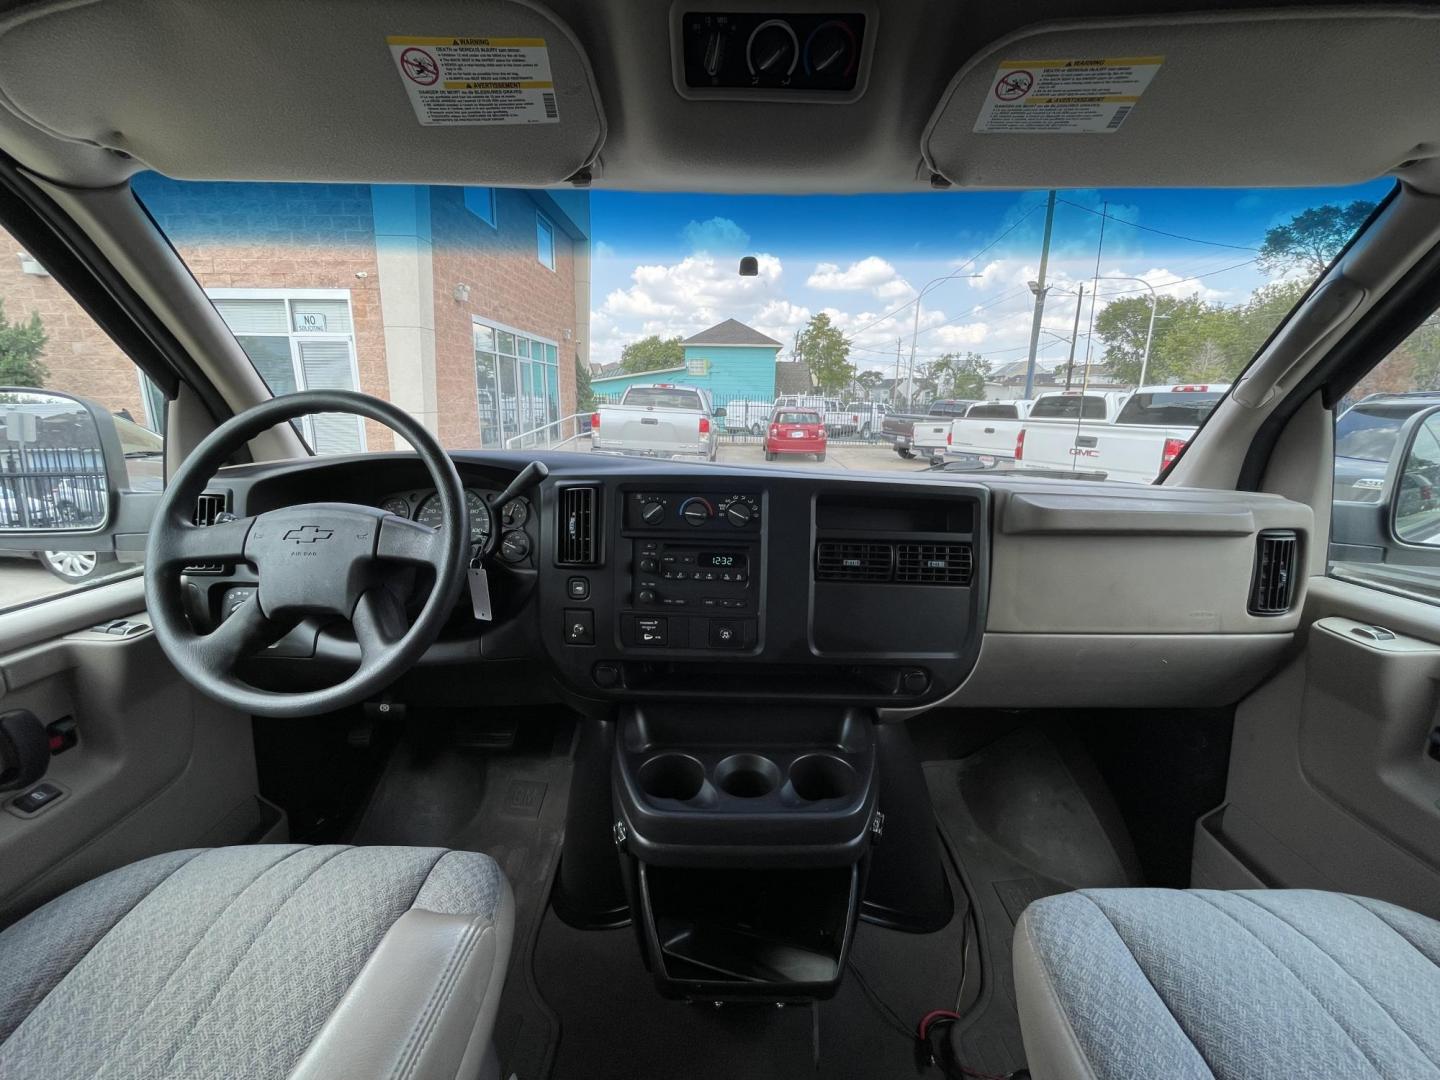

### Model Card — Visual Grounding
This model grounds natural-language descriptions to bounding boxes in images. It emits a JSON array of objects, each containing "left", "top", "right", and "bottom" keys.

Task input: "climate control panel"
[{"left": 625, "top": 491, "right": 761, "bottom": 532}]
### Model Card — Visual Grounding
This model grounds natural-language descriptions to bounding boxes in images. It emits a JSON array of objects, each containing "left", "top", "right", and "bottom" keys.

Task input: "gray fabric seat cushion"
[
  {"left": 1014, "top": 888, "right": 1440, "bottom": 1080},
  {"left": 0, "top": 845, "right": 509, "bottom": 1080}
]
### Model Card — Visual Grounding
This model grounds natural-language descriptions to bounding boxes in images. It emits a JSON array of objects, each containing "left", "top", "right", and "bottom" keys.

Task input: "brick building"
[{"left": 1, "top": 178, "right": 591, "bottom": 452}]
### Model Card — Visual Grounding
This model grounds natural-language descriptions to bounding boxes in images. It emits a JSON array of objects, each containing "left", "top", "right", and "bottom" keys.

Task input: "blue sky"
[{"left": 587, "top": 180, "right": 1394, "bottom": 373}]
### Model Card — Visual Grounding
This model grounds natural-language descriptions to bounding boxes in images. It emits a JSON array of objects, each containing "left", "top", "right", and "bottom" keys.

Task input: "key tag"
[{"left": 468, "top": 553, "right": 493, "bottom": 622}]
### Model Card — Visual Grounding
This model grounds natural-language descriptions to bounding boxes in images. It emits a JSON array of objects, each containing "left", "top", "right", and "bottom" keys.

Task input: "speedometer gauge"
[{"left": 415, "top": 489, "right": 491, "bottom": 547}]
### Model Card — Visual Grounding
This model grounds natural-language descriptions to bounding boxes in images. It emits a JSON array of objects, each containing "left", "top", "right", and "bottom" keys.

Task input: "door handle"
[
  {"left": 983, "top": 427, "right": 996, "bottom": 434},
  {"left": 1076, "top": 435, "right": 1098, "bottom": 448}
]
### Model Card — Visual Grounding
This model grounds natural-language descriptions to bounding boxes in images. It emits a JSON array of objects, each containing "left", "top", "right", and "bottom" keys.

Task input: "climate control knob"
[
  {"left": 724, "top": 502, "right": 753, "bottom": 527},
  {"left": 640, "top": 501, "right": 666, "bottom": 525},
  {"left": 680, "top": 499, "right": 713, "bottom": 526}
]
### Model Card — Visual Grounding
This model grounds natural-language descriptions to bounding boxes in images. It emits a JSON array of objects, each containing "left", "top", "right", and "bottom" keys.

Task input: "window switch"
[
  {"left": 563, "top": 609, "right": 594, "bottom": 646},
  {"left": 11, "top": 782, "right": 63, "bottom": 816}
]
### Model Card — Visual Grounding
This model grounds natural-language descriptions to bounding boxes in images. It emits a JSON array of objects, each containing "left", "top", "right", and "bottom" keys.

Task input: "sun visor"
[
  {"left": 0, "top": 0, "right": 606, "bottom": 186},
  {"left": 922, "top": 8, "right": 1440, "bottom": 189}
]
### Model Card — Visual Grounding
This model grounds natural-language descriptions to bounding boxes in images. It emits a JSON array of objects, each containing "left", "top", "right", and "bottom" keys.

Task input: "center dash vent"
[
  {"left": 1249, "top": 530, "right": 1298, "bottom": 615},
  {"left": 187, "top": 491, "right": 228, "bottom": 574},
  {"left": 816, "top": 541, "right": 892, "bottom": 582},
  {"left": 558, "top": 486, "right": 598, "bottom": 566},
  {"left": 896, "top": 543, "right": 973, "bottom": 586}
]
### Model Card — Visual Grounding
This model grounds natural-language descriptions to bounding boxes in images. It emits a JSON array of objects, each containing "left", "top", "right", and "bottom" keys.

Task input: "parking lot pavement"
[{"left": 0, "top": 560, "right": 73, "bottom": 608}]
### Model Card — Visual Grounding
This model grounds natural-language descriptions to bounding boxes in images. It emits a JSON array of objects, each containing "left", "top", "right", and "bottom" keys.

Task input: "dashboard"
[
  {"left": 374, "top": 485, "right": 534, "bottom": 566},
  {"left": 181, "top": 450, "right": 1312, "bottom": 712}
]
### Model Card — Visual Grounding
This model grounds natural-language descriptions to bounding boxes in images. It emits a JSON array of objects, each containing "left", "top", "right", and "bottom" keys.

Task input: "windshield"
[
  {"left": 130, "top": 175, "right": 1390, "bottom": 481},
  {"left": 621, "top": 387, "right": 704, "bottom": 410}
]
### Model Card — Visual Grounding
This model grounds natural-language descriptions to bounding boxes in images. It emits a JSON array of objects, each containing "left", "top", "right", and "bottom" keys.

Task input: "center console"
[{"left": 543, "top": 470, "right": 983, "bottom": 1000}]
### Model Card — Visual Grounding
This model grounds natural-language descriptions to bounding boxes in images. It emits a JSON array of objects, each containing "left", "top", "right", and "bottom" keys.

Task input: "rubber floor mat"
[
  {"left": 348, "top": 712, "right": 576, "bottom": 1080},
  {"left": 923, "top": 725, "right": 1142, "bottom": 1077}
]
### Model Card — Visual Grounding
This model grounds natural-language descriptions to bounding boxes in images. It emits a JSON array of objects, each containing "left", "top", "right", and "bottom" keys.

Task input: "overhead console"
[{"left": 540, "top": 474, "right": 987, "bottom": 706}]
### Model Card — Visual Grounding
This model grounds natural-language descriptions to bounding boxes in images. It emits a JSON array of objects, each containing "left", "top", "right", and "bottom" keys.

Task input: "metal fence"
[
  {"left": 588, "top": 392, "right": 896, "bottom": 447},
  {"left": 0, "top": 445, "right": 107, "bottom": 530}
]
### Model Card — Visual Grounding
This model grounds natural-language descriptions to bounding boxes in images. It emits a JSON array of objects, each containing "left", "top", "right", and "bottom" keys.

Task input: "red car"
[{"left": 764, "top": 408, "right": 827, "bottom": 462}]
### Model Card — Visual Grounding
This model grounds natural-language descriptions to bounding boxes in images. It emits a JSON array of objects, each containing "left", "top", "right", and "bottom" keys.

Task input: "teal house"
[{"left": 592, "top": 319, "right": 784, "bottom": 412}]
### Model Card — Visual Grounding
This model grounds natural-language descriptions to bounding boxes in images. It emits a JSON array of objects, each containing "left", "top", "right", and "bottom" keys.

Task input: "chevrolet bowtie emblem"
[{"left": 283, "top": 526, "right": 334, "bottom": 543}]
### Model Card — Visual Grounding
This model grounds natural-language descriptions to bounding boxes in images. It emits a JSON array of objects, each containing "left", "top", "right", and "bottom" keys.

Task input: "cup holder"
[
  {"left": 714, "top": 754, "right": 782, "bottom": 799},
  {"left": 638, "top": 753, "right": 707, "bottom": 802},
  {"left": 787, "top": 754, "right": 857, "bottom": 802}
]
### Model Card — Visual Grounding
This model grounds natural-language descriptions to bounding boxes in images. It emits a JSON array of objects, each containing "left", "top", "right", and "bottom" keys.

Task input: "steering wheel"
[{"left": 145, "top": 391, "right": 469, "bottom": 718}]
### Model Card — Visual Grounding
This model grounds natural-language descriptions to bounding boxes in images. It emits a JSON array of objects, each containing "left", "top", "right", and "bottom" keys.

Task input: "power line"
[
  {"left": 844, "top": 204, "right": 1044, "bottom": 337},
  {"left": 1055, "top": 198, "right": 1260, "bottom": 252}
]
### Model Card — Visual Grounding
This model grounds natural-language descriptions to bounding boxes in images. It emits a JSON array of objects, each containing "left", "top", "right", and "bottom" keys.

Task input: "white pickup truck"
[
  {"left": 591, "top": 383, "right": 722, "bottom": 461},
  {"left": 773, "top": 395, "right": 859, "bottom": 436},
  {"left": 946, "top": 399, "right": 1032, "bottom": 462},
  {"left": 1014, "top": 384, "right": 1229, "bottom": 483}
]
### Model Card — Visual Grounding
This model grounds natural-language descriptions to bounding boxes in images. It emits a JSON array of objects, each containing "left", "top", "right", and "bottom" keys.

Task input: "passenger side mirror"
[
  {"left": 1392, "top": 408, "right": 1440, "bottom": 546},
  {"left": 713, "top": 407, "right": 727, "bottom": 418}
]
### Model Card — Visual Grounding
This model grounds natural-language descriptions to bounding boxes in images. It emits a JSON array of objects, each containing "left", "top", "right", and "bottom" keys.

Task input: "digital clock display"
[{"left": 699, "top": 551, "right": 746, "bottom": 569}]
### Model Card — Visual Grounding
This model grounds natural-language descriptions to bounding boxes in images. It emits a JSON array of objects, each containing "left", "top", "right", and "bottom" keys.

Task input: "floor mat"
[
  {"left": 923, "top": 725, "right": 1143, "bottom": 1077},
  {"left": 348, "top": 711, "right": 576, "bottom": 1080}
]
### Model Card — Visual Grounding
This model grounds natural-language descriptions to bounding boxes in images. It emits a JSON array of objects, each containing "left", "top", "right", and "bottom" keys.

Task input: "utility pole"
[
  {"left": 1022, "top": 190, "right": 1057, "bottom": 399},
  {"left": 891, "top": 338, "right": 902, "bottom": 407},
  {"left": 1063, "top": 283, "right": 1085, "bottom": 391}
]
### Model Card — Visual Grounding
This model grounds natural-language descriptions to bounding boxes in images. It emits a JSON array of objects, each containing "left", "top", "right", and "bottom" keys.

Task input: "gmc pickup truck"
[
  {"left": 1015, "top": 385, "right": 1229, "bottom": 483},
  {"left": 591, "top": 384, "right": 723, "bottom": 461},
  {"left": 881, "top": 398, "right": 975, "bottom": 461}
]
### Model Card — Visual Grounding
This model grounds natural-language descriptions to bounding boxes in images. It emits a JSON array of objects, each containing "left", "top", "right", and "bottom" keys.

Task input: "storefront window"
[{"left": 473, "top": 319, "right": 560, "bottom": 448}]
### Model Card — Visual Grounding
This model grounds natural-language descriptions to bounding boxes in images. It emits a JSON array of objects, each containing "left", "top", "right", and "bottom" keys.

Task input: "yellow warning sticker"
[
  {"left": 973, "top": 57, "right": 1162, "bottom": 134},
  {"left": 387, "top": 36, "right": 559, "bottom": 126}
]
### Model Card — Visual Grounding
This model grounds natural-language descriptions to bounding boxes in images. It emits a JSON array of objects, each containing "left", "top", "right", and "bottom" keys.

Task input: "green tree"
[
  {"left": 575, "top": 357, "right": 595, "bottom": 412},
  {"left": 620, "top": 335, "right": 684, "bottom": 375},
  {"left": 1094, "top": 294, "right": 1211, "bottom": 385},
  {"left": 1258, "top": 200, "right": 1376, "bottom": 277},
  {"left": 950, "top": 352, "right": 989, "bottom": 398},
  {"left": 796, "top": 313, "right": 854, "bottom": 394},
  {"left": 0, "top": 299, "right": 47, "bottom": 387},
  {"left": 855, "top": 369, "right": 885, "bottom": 394}
]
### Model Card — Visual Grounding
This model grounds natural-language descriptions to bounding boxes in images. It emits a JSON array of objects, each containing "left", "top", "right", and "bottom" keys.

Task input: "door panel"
[
  {"left": 1206, "top": 575, "right": 1440, "bottom": 917},
  {"left": 0, "top": 577, "right": 277, "bottom": 925}
]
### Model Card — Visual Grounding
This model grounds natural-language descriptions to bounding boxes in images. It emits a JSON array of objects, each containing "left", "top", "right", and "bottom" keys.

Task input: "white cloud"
[
  {"left": 806, "top": 256, "right": 910, "bottom": 300},
  {"left": 681, "top": 216, "right": 750, "bottom": 252}
]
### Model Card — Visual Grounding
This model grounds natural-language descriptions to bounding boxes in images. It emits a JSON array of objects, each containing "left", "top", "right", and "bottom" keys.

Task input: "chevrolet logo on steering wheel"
[{"left": 283, "top": 526, "right": 335, "bottom": 543}]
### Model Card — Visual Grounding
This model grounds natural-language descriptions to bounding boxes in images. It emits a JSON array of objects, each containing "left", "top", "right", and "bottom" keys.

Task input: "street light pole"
[
  {"left": 1064, "top": 283, "right": 1085, "bottom": 391},
  {"left": 905, "top": 269, "right": 984, "bottom": 409},
  {"left": 1094, "top": 276, "right": 1160, "bottom": 387}
]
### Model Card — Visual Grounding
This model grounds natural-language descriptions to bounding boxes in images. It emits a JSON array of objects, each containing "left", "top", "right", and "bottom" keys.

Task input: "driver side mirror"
[{"left": 0, "top": 388, "right": 139, "bottom": 555}]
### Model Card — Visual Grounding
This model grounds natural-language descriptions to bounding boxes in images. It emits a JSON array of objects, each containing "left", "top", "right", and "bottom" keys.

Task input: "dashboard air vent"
[
  {"left": 1249, "top": 530, "right": 1298, "bottom": 615},
  {"left": 895, "top": 543, "right": 973, "bottom": 586},
  {"left": 558, "top": 486, "right": 598, "bottom": 566},
  {"left": 187, "top": 491, "right": 228, "bottom": 574},
  {"left": 815, "top": 541, "right": 892, "bottom": 582}
]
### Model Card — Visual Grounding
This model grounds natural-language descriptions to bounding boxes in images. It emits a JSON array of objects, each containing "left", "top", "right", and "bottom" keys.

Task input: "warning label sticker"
[
  {"left": 973, "top": 57, "right": 1162, "bottom": 134},
  {"left": 387, "top": 36, "right": 559, "bottom": 126}
]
